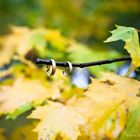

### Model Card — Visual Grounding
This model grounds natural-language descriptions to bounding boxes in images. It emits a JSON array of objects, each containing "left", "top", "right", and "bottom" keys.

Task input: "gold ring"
[
  {"left": 46, "top": 59, "right": 56, "bottom": 76},
  {"left": 63, "top": 61, "right": 73, "bottom": 77}
]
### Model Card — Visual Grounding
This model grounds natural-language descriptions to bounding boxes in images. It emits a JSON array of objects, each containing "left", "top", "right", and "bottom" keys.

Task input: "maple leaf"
[
  {"left": 29, "top": 73, "right": 140, "bottom": 140},
  {"left": 0, "top": 27, "right": 31, "bottom": 66},
  {"left": 0, "top": 26, "right": 47, "bottom": 67},
  {"left": 104, "top": 25, "right": 140, "bottom": 67},
  {"left": 0, "top": 26, "right": 70, "bottom": 67},
  {"left": 77, "top": 73, "right": 140, "bottom": 139},
  {"left": 0, "top": 77, "right": 61, "bottom": 119},
  {"left": 28, "top": 101, "right": 85, "bottom": 140},
  {"left": 5, "top": 26, "right": 48, "bottom": 57}
]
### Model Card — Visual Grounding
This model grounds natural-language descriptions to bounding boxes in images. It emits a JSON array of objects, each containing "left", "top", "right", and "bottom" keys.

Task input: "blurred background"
[
  {"left": 0, "top": 0, "right": 140, "bottom": 85},
  {"left": 0, "top": 0, "right": 140, "bottom": 40}
]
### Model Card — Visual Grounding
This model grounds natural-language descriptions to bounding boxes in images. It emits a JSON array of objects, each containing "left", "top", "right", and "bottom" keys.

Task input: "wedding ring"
[
  {"left": 46, "top": 59, "right": 56, "bottom": 76},
  {"left": 63, "top": 61, "right": 73, "bottom": 76}
]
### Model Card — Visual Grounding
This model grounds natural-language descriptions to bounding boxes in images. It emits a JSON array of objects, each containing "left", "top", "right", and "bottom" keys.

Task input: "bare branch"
[{"left": 35, "top": 56, "right": 131, "bottom": 68}]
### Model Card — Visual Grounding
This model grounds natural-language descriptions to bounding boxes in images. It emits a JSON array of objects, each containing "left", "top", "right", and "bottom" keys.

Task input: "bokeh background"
[
  {"left": 0, "top": 0, "right": 140, "bottom": 40},
  {"left": 0, "top": 0, "right": 140, "bottom": 82}
]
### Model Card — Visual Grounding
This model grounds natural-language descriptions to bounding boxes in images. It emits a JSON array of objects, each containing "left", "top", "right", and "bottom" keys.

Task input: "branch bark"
[{"left": 35, "top": 56, "right": 131, "bottom": 68}]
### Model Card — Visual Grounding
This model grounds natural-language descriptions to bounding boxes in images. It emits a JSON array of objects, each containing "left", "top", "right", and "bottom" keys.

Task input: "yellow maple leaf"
[
  {"left": 28, "top": 101, "right": 85, "bottom": 140},
  {"left": 0, "top": 26, "right": 31, "bottom": 66},
  {"left": 0, "top": 26, "right": 47, "bottom": 66},
  {"left": 0, "top": 26, "right": 70, "bottom": 67},
  {"left": 28, "top": 73, "right": 140, "bottom": 140},
  {"left": 75, "top": 73, "right": 140, "bottom": 139},
  {"left": 0, "top": 77, "right": 61, "bottom": 118}
]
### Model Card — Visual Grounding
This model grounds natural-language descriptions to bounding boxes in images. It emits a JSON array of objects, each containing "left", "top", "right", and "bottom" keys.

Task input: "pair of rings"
[{"left": 46, "top": 59, "right": 73, "bottom": 77}]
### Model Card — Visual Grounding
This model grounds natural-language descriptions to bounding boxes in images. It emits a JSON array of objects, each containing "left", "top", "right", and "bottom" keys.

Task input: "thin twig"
[{"left": 35, "top": 56, "right": 131, "bottom": 68}]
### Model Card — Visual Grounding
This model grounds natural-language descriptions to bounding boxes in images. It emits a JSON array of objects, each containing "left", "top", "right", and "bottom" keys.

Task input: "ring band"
[
  {"left": 63, "top": 61, "right": 73, "bottom": 76},
  {"left": 46, "top": 59, "right": 56, "bottom": 76}
]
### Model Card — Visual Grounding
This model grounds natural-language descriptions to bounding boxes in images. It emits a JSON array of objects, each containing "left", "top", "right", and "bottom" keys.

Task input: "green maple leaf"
[{"left": 104, "top": 25, "right": 140, "bottom": 67}]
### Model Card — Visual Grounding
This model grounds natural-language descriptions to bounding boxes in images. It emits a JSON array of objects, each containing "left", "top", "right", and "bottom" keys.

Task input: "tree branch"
[
  {"left": 35, "top": 56, "right": 131, "bottom": 68},
  {"left": 35, "top": 28, "right": 138, "bottom": 68}
]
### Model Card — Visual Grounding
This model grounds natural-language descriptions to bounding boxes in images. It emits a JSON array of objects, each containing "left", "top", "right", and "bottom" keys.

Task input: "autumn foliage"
[{"left": 0, "top": 26, "right": 140, "bottom": 140}]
